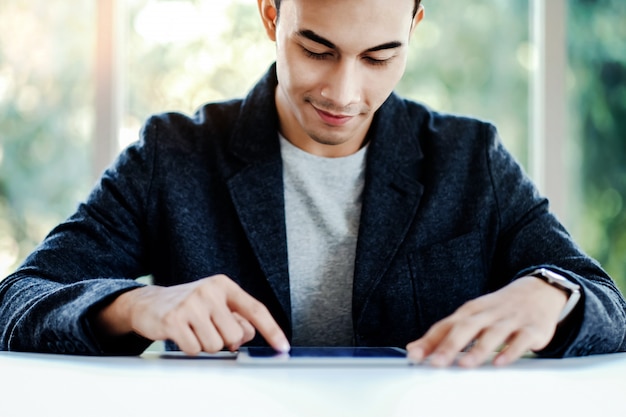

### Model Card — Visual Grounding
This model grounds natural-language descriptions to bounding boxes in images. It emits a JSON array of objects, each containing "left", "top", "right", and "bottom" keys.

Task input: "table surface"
[{"left": 1, "top": 350, "right": 625, "bottom": 417}]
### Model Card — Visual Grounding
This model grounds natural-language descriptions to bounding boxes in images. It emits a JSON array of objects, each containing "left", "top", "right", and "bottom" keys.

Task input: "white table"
[{"left": 1, "top": 351, "right": 625, "bottom": 416}]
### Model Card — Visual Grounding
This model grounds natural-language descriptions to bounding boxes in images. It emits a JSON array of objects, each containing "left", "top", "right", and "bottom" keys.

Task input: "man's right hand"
[{"left": 95, "top": 274, "right": 290, "bottom": 355}]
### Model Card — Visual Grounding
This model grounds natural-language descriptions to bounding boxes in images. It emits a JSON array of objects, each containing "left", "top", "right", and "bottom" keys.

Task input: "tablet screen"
[
  {"left": 237, "top": 346, "right": 409, "bottom": 365},
  {"left": 246, "top": 347, "right": 406, "bottom": 358}
]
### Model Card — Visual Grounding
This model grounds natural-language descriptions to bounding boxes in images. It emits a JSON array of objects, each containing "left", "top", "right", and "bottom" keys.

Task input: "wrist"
[
  {"left": 95, "top": 288, "right": 138, "bottom": 336},
  {"left": 526, "top": 268, "right": 581, "bottom": 323}
]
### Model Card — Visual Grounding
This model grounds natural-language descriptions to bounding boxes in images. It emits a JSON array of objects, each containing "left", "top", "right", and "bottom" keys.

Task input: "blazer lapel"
[
  {"left": 225, "top": 65, "right": 292, "bottom": 326},
  {"left": 353, "top": 94, "right": 426, "bottom": 324},
  {"left": 227, "top": 158, "right": 291, "bottom": 323}
]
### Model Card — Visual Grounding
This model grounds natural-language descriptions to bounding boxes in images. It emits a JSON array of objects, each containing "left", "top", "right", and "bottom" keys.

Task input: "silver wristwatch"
[{"left": 529, "top": 268, "right": 581, "bottom": 323}]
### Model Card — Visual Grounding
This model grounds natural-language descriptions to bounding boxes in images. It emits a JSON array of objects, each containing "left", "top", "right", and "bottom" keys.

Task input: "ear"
[
  {"left": 258, "top": 0, "right": 278, "bottom": 41},
  {"left": 409, "top": 4, "right": 425, "bottom": 38}
]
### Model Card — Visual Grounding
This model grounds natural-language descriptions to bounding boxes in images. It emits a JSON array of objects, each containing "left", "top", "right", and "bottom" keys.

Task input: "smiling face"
[{"left": 259, "top": 0, "right": 423, "bottom": 157}]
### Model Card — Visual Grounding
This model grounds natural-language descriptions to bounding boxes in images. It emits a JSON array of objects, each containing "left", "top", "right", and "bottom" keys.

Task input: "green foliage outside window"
[
  {"left": 0, "top": 1, "right": 94, "bottom": 275},
  {"left": 568, "top": 0, "right": 626, "bottom": 289}
]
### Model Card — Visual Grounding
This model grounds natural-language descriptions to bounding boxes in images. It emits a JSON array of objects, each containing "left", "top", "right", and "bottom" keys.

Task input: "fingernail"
[
  {"left": 408, "top": 356, "right": 422, "bottom": 365},
  {"left": 429, "top": 354, "right": 447, "bottom": 367},
  {"left": 493, "top": 354, "right": 507, "bottom": 366},
  {"left": 277, "top": 340, "right": 291, "bottom": 353},
  {"left": 460, "top": 354, "right": 477, "bottom": 368},
  {"left": 407, "top": 347, "right": 424, "bottom": 363}
]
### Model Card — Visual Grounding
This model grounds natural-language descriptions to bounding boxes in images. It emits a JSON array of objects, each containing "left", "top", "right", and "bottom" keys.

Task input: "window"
[
  {"left": 567, "top": 0, "right": 626, "bottom": 286},
  {"left": 0, "top": 1, "right": 95, "bottom": 275},
  {"left": 399, "top": 1, "right": 530, "bottom": 166}
]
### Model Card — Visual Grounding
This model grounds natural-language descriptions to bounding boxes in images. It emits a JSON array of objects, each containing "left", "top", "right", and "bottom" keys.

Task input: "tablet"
[{"left": 237, "top": 346, "right": 410, "bottom": 366}]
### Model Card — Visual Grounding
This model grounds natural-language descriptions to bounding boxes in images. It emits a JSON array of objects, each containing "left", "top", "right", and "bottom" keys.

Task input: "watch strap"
[{"left": 528, "top": 268, "right": 581, "bottom": 323}]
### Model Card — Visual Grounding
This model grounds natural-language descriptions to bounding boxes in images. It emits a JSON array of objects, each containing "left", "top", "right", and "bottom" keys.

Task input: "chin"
[{"left": 308, "top": 132, "right": 351, "bottom": 147}]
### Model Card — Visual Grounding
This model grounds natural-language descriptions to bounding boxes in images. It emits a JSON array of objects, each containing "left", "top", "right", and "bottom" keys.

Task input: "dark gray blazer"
[{"left": 1, "top": 65, "right": 625, "bottom": 356}]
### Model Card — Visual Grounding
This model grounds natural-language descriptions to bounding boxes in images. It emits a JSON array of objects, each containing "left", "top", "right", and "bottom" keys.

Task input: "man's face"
[{"left": 262, "top": 0, "right": 422, "bottom": 157}]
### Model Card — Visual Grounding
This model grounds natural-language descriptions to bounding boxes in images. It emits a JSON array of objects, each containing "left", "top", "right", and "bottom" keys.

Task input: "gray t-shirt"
[{"left": 280, "top": 134, "right": 368, "bottom": 346}]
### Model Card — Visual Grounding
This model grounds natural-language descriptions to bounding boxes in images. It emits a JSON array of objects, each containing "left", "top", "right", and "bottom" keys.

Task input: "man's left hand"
[{"left": 406, "top": 276, "right": 568, "bottom": 367}]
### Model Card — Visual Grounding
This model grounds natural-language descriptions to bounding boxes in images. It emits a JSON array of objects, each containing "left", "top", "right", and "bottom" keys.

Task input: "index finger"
[
  {"left": 406, "top": 320, "right": 452, "bottom": 362},
  {"left": 224, "top": 282, "right": 290, "bottom": 353}
]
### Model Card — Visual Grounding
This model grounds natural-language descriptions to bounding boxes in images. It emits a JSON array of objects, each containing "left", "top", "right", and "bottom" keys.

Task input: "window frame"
[{"left": 530, "top": 0, "right": 569, "bottom": 225}]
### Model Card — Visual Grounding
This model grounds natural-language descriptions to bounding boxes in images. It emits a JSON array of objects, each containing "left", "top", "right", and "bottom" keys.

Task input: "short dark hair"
[{"left": 274, "top": 0, "right": 422, "bottom": 20}]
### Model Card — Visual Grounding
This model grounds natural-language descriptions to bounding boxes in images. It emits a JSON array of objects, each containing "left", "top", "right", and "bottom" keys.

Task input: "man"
[{"left": 1, "top": 0, "right": 625, "bottom": 368}]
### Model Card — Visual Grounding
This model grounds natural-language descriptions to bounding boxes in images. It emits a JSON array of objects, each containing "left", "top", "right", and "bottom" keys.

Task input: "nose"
[{"left": 320, "top": 60, "right": 361, "bottom": 109}]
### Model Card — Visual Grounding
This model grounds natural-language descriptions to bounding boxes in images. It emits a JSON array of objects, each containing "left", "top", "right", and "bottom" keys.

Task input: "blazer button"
[
  {"left": 64, "top": 341, "right": 76, "bottom": 354},
  {"left": 74, "top": 341, "right": 87, "bottom": 353}
]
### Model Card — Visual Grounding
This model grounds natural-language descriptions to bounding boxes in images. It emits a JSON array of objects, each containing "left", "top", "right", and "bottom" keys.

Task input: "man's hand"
[
  {"left": 406, "top": 276, "right": 568, "bottom": 368},
  {"left": 96, "top": 274, "right": 290, "bottom": 355}
]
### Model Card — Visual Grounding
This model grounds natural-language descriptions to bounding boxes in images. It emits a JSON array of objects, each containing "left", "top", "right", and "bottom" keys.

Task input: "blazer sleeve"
[
  {"left": 0, "top": 118, "right": 165, "bottom": 355},
  {"left": 484, "top": 124, "right": 626, "bottom": 357}
]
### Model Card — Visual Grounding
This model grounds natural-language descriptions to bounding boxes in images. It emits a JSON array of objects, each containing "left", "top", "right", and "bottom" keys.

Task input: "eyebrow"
[{"left": 297, "top": 29, "right": 403, "bottom": 53}]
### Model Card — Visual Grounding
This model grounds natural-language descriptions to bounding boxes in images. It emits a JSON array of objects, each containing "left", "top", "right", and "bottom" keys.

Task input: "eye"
[
  {"left": 302, "top": 47, "right": 331, "bottom": 61},
  {"left": 363, "top": 56, "right": 392, "bottom": 67}
]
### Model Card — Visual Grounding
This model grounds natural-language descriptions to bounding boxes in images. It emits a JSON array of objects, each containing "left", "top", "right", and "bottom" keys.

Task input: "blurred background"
[{"left": 0, "top": 0, "right": 624, "bottom": 291}]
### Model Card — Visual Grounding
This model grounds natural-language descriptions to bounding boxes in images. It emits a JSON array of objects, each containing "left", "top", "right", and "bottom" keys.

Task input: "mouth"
[{"left": 313, "top": 107, "right": 356, "bottom": 126}]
